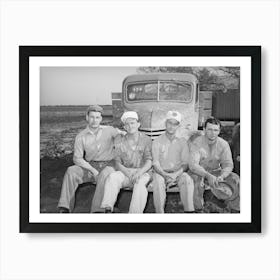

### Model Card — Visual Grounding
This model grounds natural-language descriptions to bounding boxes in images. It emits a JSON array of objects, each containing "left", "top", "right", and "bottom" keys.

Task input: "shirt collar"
[
  {"left": 124, "top": 130, "right": 141, "bottom": 140},
  {"left": 85, "top": 125, "right": 103, "bottom": 135},
  {"left": 163, "top": 132, "right": 179, "bottom": 143},
  {"left": 202, "top": 134, "right": 219, "bottom": 146}
]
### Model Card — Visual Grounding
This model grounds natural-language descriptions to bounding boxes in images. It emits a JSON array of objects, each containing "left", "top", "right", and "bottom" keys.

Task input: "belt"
[
  {"left": 89, "top": 160, "right": 115, "bottom": 171},
  {"left": 89, "top": 160, "right": 112, "bottom": 164}
]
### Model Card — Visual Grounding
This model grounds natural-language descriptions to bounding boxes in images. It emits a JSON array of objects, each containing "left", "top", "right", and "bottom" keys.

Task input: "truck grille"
[{"left": 139, "top": 128, "right": 165, "bottom": 140}]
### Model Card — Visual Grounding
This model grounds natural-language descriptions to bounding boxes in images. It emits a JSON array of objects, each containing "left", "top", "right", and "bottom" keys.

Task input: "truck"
[
  {"left": 110, "top": 72, "right": 240, "bottom": 200},
  {"left": 112, "top": 73, "right": 213, "bottom": 140}
]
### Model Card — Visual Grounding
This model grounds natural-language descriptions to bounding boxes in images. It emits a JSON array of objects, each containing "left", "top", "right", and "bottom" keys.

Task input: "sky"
[
  {"left": 40, "top": 67, "right": 138, "bottom": 105},
  {"left": 40, "top": 66, "right": 239, "bottom": 106}
]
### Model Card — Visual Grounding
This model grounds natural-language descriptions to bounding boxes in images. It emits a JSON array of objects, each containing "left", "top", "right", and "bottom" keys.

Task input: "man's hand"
[
  {"left": 124, "top": 168, "right": 137, "bottom": 183},
  {"left": 131, "top": 169, "right": 143, "bottom": 184},
  {"left": 164, "top": 172, "right": 178, "bottom": 188},
  {"left": 90, "top": 168, "right": 99, "bottom": 181},
  {"left": 166, "top": 178, "right": 177, "bottom": 188},
  {"left": 165, "top": 172, "right": 177, "bottom": 182},
  {"left": 206, "top": 173, "right": 219, "bottom": 188},
  {"left": 174, "top": 167, "right": 184, "bottom": 178},
  {"left": 217, "top": 176, "right": 224, "bottom": 183}
]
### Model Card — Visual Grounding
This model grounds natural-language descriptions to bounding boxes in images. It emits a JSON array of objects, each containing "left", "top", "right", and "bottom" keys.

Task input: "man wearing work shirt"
[
  {"left": 152, "top": 111, "right": 195, "bottom": 213},
  {"left": 101, "top": 111, "right": 152, "bottom": 213},
  {"left": 189, "top": 117, "right": 240, "bottom": 212},
  {"left": 57, "top": 105, "right": 120, "bottom": 213}
]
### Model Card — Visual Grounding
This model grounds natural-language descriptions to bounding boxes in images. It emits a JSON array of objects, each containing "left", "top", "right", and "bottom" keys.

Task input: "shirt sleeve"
[
  {"left": 152, "top": 139, "right": 160, "bottom": 165},
  {"left": 189, "top": 142, "right": 208, "bottom": 177},
  {"left": 73, "top": 134, "right": 93, "bottom": 170},
  {"left": 180, "top": 138, "right": 190, "bottom": 166},
  {"left": 143, "top": 137, "right": 152, "bottom": 162},
  {"left": 113, "top": 136, "right": 122, "bottom": 164},
  {"left": 110, "top": 126, "right": 120, "bottom": 138},
  {"left": 220, "top": 141, "right": 234, "bottom": 172},
  {"left": 73, "top": 135, "right": 84, "bottom": 163}
]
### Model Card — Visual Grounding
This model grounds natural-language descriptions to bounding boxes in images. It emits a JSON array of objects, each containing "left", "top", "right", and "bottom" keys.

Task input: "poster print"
[{"left": 20, "top": 46, "right": 261, "bottom": 233}]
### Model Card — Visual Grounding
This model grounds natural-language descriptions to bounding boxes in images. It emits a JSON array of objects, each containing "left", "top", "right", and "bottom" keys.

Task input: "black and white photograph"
[
  {"left": 40, "top": 66, "right": 241, "bottom": 215},
  {"left": 20, "top": 46, "right": 261, "bottom": 232}
]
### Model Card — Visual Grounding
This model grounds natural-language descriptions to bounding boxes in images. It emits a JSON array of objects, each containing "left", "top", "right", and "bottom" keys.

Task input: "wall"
[{"left": 0, "top": 1, "right": 279, "bottom": 280}]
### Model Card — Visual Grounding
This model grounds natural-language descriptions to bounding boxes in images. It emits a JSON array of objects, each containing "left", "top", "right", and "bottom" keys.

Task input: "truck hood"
[{"left": 125, "top": 102, "right": 197, "bottom": 139}]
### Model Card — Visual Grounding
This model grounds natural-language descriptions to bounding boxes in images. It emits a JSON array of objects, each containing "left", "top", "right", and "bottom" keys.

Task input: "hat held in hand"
[{"left": 211, "top": 181, "right": 234, "bottom": 201}]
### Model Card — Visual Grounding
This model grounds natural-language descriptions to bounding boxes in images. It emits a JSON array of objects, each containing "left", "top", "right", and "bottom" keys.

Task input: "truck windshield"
[{"left": 126, "top": 81, "right": 192, "bottom": 102}]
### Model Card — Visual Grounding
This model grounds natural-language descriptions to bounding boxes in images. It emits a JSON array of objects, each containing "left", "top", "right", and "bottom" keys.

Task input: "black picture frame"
[{"left": 20, "top": 46, "right": 261, "bottom": 233}]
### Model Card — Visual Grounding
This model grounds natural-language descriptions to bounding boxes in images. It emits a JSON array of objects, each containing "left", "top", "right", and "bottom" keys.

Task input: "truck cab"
[{"left": 112, "top": 73, "right": 202, "bottom": 140}]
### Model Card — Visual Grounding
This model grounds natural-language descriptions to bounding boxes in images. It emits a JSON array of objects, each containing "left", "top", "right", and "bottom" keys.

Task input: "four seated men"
[{"left": 58, "top": 105, "right": 240, "bottom": 213}]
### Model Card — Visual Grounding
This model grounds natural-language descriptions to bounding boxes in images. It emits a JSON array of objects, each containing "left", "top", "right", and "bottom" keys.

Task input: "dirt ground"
[
  {"left": 40, "top": 154, "right": 185, "bottom": 213},
  {"left": 40, "top": 153, "right": 233, "bottom": 214}
]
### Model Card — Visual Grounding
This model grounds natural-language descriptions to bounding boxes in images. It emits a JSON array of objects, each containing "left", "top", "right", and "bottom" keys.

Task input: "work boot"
[
  {"left": 58, "top": 207, "right": 69, "bottom": 213},
  {"left": 105, "top": 207, "right": 112, "bottom": 213}
]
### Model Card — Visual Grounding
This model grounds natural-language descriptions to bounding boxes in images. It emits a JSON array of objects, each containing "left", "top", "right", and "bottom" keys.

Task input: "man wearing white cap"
[
  {"left": 57, "top": 105, "right": 121, "bottom": 213},
  {"left": 152, "top": 110, "right": 195, "bottom": 213},
  {"left": 101, "top": 111, "right": 152, "bottom": 213}
]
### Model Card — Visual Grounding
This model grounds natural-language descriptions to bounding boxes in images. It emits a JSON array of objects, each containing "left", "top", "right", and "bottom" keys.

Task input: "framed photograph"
[{"left": 20, "top": 46, "right": 261, "bottom": 233}]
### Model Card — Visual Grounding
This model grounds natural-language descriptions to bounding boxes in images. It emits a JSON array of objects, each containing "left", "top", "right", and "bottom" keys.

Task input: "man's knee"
[
  {"left": 134, "top": 175, "right": 149, "bottom": 189},
  {"left": 192, "top": 178, "right": 204, "bottom": 197},
  {"left": 106, "top": 171, "right": 123, "bottom": 184},
  {"left": 152, "top": 173, "right": 165, "bottom": 190},
  {"left": 178, "top": 173, "right": 194, "bottom": 187},
  {"left": 98, "top": 166, "right": 115, "bottom": 181},
  {"left": 137, "top": 173, "right": 150, "bottom": 185},
  {"left": 100, "top": 166, "right": 115, "bottom": 176},
  {"left": 133, "top": 181, "right": 148, "bottom": 196},
  {"left": 65, "top": 165, "right": 83, "bottom": 178},
  {"left": 153, "top": 173, "right": 165, "bottom": 184}
]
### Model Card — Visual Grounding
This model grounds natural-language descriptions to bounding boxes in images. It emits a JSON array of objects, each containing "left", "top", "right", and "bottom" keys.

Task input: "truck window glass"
[
  {"left": 159, "top": 82, "right": 192, "bottom": 102},
  {"left": 126, "top": 81, "right": 192, "bottom": 102},
  {"left": 127, "top": 83, "right": 158, "bottom": 101}
]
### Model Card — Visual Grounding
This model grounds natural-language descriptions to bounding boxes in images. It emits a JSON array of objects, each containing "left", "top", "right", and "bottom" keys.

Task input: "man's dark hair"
[
  {"left": 204, "top": 116, "right": 221, "bottom": 128},
  {"left": 86, "top": 105, "right": 103, "bottom": 116}
]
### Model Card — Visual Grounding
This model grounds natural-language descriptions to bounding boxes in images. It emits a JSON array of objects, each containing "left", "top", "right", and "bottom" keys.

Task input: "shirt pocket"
[
  {"left": 120, "top": 150, "right": 130, "bottom": 162},
  {"left": 199, "top": 148, "right": 208, "bottom": 160},
  {"left": 136, "top": 146, "right": 145, "bottom": 157}
]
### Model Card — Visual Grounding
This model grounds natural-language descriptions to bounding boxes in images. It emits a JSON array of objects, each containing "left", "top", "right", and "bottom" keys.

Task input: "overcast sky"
[{"left": 40, "top": 67, "right": 138, "bottom": 105}]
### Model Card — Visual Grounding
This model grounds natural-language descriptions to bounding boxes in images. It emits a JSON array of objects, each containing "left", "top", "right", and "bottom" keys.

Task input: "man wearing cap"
[
  {"left": 152, "top": 111, "right": 195, "bottom": 213},
  {"left": 57, "top": 105, "right": 121, "bottom": 213},
  {"left": 189, "top": 117, "right": 240, "bottom": 212},
  {"left": 100, "top": 111, "right": 152, "bottom": 213}
]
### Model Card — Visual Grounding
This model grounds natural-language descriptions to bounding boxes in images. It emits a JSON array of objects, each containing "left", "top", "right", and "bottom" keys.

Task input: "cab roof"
[{"left": 123, "top": 73, "right": 198, "bottom": 85}]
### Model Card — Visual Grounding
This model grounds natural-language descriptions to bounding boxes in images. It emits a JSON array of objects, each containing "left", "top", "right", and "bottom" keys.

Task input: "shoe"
[
  {"left": 113, "top": 207, "right": 121, "bottom": 213},
  {"left": 58, "top": 207, "right": 69, "bottom": 213},
  {"left": 104, "top": 207, "right": 112, "bottom": 213}
]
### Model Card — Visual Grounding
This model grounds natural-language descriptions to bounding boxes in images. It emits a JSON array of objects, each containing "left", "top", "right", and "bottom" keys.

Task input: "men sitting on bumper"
[
  {"left": 101, "top": 111, "right": 152, "bottom": 213},
  {"left": 152, "top": 111, "right": 195, "bottom": 213},
  {"left": 189, "top": 117, "right": 240, "bottom": 212},
  {"left": 57, "top": 105, "right": 120, "bottom": 213}
]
